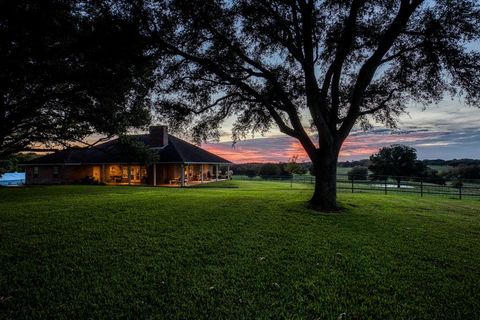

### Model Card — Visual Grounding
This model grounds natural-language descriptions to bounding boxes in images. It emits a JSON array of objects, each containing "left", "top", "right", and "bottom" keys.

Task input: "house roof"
[{"left": 23, "top": 134, "right": 232, "bottom": 165}]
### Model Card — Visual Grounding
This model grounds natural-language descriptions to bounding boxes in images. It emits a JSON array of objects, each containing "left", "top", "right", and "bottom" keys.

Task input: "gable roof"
[{"left": 23, "top": 134, "right": 232, "bottom": 165}]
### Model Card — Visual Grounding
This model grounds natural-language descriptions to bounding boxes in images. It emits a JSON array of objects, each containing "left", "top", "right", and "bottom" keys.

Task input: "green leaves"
[{"left": 0, "top": 0, "right": 154, "bottom": 158}]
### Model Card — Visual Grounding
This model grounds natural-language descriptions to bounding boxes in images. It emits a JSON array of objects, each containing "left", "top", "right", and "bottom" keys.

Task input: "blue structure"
[{"left": 0, "top": 172, "right": 25, "bottom": 186}]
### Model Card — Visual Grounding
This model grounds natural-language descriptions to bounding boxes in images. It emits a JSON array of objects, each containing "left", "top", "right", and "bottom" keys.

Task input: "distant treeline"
[
  {"left": 231, "top": 159, "right": 480, "bottom": 181},
  {"left": 233, "top": 159, "right": 480, "bottom": 173},
  {"left": 2, "top": 153, "right": 479, "bottom": 181},
  {"left": 421, "top": 159, "right": 480, "bottom": 167},
  {"left": 337, "top": 159, "right": 370, "bottom": 168},
  {"left": 338, "top": 158, "right": 480, "bottom": 168},
  {"left": 231, "top": 163, "right": 299, "bottom": 178}
]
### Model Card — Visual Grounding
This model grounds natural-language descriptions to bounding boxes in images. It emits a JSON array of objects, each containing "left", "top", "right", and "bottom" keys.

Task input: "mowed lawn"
[{"left": 1, "top": 181, "right": 479, "bottom": 319}]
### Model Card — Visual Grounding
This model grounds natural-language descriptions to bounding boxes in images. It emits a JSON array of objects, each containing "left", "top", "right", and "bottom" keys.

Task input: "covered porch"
[
  {"left": 89, "top": 163, "right": 230, "bottom": 186},
  {"left": 100, "top": 164, "right": 148, "bottom": 185},
  {"left": 150, "top": 163, "right": 231, "bottom": 187}
]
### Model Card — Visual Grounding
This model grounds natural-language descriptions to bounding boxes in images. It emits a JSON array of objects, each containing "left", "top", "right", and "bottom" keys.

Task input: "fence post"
[
  {"left": 420, "top": 181, "right": 423, "bottom": 197},
  {"left": 384, "top": 177, "right": 388, "bottom": 195},
  {"left": 351, "top": 175, "right": 354, "bottom": 193},
  {"left": 459, "top": 184, "right": 462, "bottom": 200}
]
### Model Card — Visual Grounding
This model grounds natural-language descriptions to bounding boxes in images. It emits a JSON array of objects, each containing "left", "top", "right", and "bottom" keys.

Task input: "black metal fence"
[{"left": 233, "top": 174, "right": 480, "bottom": 200}]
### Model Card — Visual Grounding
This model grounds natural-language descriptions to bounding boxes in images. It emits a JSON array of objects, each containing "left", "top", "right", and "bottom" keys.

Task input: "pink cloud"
[{"left": 202, "top": 129, "right": 480, "bottom": 163}]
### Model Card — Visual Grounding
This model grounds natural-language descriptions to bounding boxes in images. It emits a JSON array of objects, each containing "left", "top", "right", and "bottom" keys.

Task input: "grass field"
[
  {"left": 235, "top": 174, "right": 480, "bottom": 199},
  {"left": 1, "top": 181, "right": 480, "bottom": 319}
]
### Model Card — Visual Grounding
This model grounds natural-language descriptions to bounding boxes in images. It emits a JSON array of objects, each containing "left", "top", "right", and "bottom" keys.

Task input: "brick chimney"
[{"left": 149, "top": 125, "right": 168, "bottom": 148}]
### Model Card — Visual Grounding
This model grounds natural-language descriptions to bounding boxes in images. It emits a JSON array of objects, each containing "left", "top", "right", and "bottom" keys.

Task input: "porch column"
[
  {"left": 227, "top": 164, "right": 230, "bottom": 180},
  {"left": 216, "top": 164, "right": 219, "bottom": 181},
  {"left": 201, "top": 164, "right": 204, "bottom": 183},
  {"left": 180, "top": 164, "right": 185, "bottom": 187},
  {"left": 101, "top": 164, "right": 106, "bottom": 184},
  {"left": 128, "top": 165, "right": 131, "bottom": 185},
  {"left": 153, "top": 163, "right": 157, "bottom": 186}
]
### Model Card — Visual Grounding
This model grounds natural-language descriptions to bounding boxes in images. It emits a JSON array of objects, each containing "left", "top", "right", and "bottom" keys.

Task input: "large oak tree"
[
  {"left": 126, "top": 0, "right": 480, "bottom": 210},
  {"left": 15, "top": 0, "right": 477, "bottom": 211},
  {"left": 0, "top": 0, "right": 154, "bottom": 159}
]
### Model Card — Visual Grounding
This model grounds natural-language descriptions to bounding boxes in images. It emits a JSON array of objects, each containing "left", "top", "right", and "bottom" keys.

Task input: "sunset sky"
[{"left": 201, "top": 100, "right": 480, "bottom": 163}]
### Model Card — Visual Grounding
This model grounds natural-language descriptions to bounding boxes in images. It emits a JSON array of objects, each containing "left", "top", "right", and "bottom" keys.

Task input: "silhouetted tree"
[
  {"left": 112, "top": 0, "right": 479, "bottom": 210},
  {"left": 0, "top": 0, "right": 154, "bottom": 159},
  {"left": 369, "top": 145, "right": 426, "bottom": 187},
  {"left": 258, "top": 163, "right": 282, "bottom": 178},
  {"left": 413, "top": 167, "right": 446, "bottom": 185},
  {"left": 117, "top": 136, "right": 159, "bottom": 165},
  {"left": 442, "top": 165, "right": 480, "bottom": 180},
  {"left": 347, "top": 166, "right": 368, "bottom": 181},
  {"left": 284, "top": 155, "right": 308, "bottom": 175}
]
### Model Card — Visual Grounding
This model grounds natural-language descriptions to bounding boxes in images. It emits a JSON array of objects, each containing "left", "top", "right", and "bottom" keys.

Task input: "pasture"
[{"left": 1, "top": 181, "right": 479, "bottom": 319}]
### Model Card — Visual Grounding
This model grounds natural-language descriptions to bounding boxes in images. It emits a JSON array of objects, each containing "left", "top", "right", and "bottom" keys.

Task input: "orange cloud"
[{"left": 202, "top": 129, "right": 478, "bottom": 163}]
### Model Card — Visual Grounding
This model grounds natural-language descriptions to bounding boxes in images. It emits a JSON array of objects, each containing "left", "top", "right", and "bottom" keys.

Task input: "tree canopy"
[
  {"left": 0, "top": 0, "right": 154, "bottom": 159},
  {"left": 284, "top": 155, "right": 308, "bottom": 175},
  {"left": 347, "top": 166, "right": 368, "bottom": 181},
  {"left": 369, "top": 144, "right": 426, "bottom": 187},
  {"left": 130, "top": 0, "right": 480, "bottom": 143},
  {"left": 3, "top": 0, "right": 479, "bottom": 210},
  {"left": 121, "top": 0, "right": 480, "bottom": 210}
]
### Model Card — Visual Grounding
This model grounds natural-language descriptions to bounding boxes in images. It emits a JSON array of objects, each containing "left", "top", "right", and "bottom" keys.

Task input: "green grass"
[
  {"left": 1, "top": 181, "right": 479, "bottom": 319},
  {"left": 427, "top": 165, "right": 452, "bottom": 173}
]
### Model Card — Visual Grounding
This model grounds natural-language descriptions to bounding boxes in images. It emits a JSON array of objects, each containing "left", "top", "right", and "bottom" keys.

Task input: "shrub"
[
  {"left": 76, "top": 176, "right": 99, "bottom": 185},
  {"left": 258, "top": 163, "right": 281, "bottom": 178},
  {"left": 347, "top": 167, "right": 368, "bottom": 181}
]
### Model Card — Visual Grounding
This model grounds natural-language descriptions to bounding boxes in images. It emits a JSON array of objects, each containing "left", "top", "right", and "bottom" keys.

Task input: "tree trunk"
[{"left": 310, "top": 147, "right": 339, "bottom": 212}]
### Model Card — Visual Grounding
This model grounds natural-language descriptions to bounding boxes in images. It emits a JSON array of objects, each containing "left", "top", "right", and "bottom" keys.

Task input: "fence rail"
[{"left": 233, "top": 174, "right": 480, "bottom": 200}]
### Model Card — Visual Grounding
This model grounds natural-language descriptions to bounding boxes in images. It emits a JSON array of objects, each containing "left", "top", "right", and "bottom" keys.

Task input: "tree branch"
[{"left": 338, "top": 0, "right": 424, "bottom": 141}]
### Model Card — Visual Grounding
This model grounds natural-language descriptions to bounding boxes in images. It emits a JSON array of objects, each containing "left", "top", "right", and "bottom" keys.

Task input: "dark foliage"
[
  {"left": 369, "top": 144, "right": 426, "bottom": 187},
  {"left": 118, "top": 0, "right": 480, "bottom": 210},
  {"left": 347, "top": 166, "right": 368, "bottom": 181},
  {"left": 233, "top": 161, "right": 304, "bottom": 178},
  {"left": 412, "top": 168, "right": 446, "bottom": 186},
  {"left": 0, "top": 153, "right": 37, "bottom": 175},
  {"left": 422, "top": 159, "right": 480, "bottom": 168},
  {"left": 0, "top": 0, "right": 155, "bottom": 158},
  {"left": 338, "top": 159, "right": 370, "bottom": 168},
  {"left": 412, "top": 167, "right": 446, "bottom": 185},
  {"left": 116, "top": 136, "right": 159, "bottom": 165},
  {"left": 284, "top": 155, "right": 308, "bottom": 175},
  {"left": 75, "top": 176, "right": 100, "bottom": 185},
  {"left": 442, "top": 165, "right": 480, "bottom": 180},
  {"left": 231, "top": 163, "right": 263, "bottom": 176},
  {"left": 258, "top": 163, "right": 283, "bottom": 178}
]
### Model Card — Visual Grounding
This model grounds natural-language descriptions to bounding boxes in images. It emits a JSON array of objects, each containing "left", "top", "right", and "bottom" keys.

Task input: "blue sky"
[
  {"left": 203, "top": 101, "right": 480, "bottom": 163},
  {"left": 201, "top": 29, "right": 480, "bottom": 163}
]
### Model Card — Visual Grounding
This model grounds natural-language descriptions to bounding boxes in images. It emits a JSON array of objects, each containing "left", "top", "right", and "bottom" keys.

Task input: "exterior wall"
[
  {"left": 25, "top": 163, "right": 221, "bottom": 185},
  {"left": 105, "top": 165, "right": 147, "bottom": 184},
  {"left": 25, "top": 165, "right": 94, "bottom": 185}
]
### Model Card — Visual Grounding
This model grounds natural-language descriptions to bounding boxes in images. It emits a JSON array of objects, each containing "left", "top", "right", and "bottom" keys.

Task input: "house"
[{"left": 21, "top": 126, "right": 232, "bottom": 186}]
